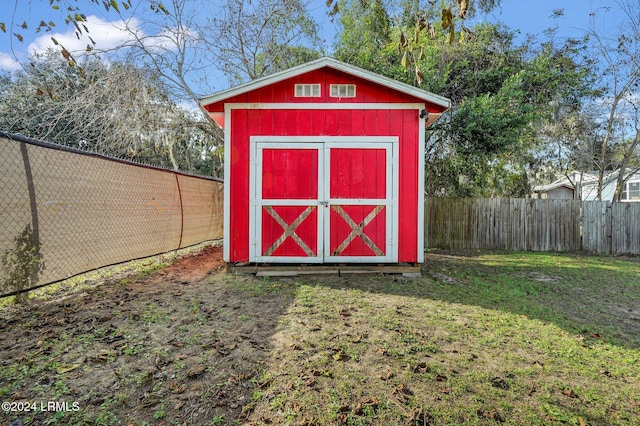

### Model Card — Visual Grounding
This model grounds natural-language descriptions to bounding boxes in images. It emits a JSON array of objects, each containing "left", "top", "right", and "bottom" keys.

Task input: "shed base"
[{"left": 227, "top": 263, "right": 421, "bottom": 277}]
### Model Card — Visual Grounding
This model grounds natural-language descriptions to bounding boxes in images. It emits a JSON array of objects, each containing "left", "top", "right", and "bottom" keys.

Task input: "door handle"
[{"left": 318, "top": 201, "right": 329, "bottom": 207}]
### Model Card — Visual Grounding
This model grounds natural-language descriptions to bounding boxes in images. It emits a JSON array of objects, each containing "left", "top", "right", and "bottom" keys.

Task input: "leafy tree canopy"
[{"left": 333, "top": 1, "right": 593, "bottom": 197}]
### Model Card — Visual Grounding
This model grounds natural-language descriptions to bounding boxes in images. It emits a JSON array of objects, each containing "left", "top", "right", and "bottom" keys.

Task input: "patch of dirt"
[
  {"left": 610, "top": 304, "right": 640, "bottom": 320},
  {"left": 0, "top": 244, "right": 293, "bottom": 425},
  {"left": 523, "top": 272, "right": 562, "bottom": 283},
  {"left": 424, "top": 271, "right": 464, "bottom": 285}
]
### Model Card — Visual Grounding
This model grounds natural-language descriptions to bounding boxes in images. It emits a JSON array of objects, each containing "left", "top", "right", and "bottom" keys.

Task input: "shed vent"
[
  {"left": 295, "top": 84, "right": 321, "bottom": 97},
  {"left": 330, "top": 84, "right": 356, "bottom": 98}
]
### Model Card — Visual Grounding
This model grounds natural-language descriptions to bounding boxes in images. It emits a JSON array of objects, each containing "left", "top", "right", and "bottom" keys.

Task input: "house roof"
[
  {"left": 199, "top": 57, "right": 451, "bottom": 109},
  {"left": 532, "top": 182, "right": 575, "bottom": 192},
  {"left": 533, "top": 172, "right": 599, "bottom": 192},
  {"left": 533, "top": 170, "right": 640, "bottom": 193}
]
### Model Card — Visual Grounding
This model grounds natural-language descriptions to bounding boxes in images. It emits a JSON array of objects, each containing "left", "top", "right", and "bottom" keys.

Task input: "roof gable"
[{"left": 200, "top": 57, "right": 451, "bottom": 110}]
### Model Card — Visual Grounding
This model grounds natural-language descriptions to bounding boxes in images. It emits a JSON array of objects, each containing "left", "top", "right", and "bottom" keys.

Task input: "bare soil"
[{"left": 0, "top": 245, "right": 292, "bottom": 425}]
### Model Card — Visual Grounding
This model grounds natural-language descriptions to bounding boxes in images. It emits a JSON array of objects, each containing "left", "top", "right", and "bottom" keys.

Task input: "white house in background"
[{"left": 532, "top": 169, "right": 640, "bottom": 202}]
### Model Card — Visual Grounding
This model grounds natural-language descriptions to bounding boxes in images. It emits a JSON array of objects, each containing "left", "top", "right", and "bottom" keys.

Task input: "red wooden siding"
[
  {"left": 260, "top": 148, "right": 319, "bottom": 258},
  {"left": 329, "top": 205, "right": 387, "bottom": 257},
  {"left": 330, "top": 148, "right": 386, "bottom": 199},
  {"left": 329, "top": 147, "right": 389, "bottom": 258},
  {"left": 203, "top": 68, "right": 444, "bottom": 114},
  {"left": 227, "top": 108, "right": 419, "bottom": 262},
  {"left": 262, "top": 148, "right": 318, "bottom": 199},
  {"left": 261, "top": 206, "right": 318, "bottom": 256}
]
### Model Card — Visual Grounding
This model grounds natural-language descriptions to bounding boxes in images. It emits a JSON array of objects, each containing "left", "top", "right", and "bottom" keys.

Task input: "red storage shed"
[{"left": 201, "top": 57, "right": 450, "bottom": 265}]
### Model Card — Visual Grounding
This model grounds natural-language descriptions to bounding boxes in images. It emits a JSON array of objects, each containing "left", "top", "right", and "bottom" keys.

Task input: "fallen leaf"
[
  {"left": 378, "top": 370, "right": 394, "bottom": 381},
  {"left": 393, "top": 383, "right": 414, "bottom": 403},
  {"left": 57, "top": 363, "right": 82, "bottom": 374},
  {"left": 601, "top": 369, "right": 617, "bottom": 379},
  {"left": 527, "top": 383, "right": 536, "bottom": 396},
  {"left": 413, "top": 362, "right": 430, "bottom": 373},
  {"left": 407, "top": 407, "right": 432, "bottom": 424},
  {"left": 353, "top": 396, "right": 379, "bottom": 415},
  {"left": 394, "top": 383, "right": 413, "bottom": 395},
  {"left": 477, "top": 409, "right": 504, "bottom": 422},
  {"left": 257, "top": 378, "right": 273, "bottom": 389},
  {"left": 438, "top": 385, "right": 452, "bottom": 394},
  {"left": 185, "top": 365, "right": 206, "bottom": 378},
  {"left": 352, "top": 331, "right": 368, "bottom": 343},
  {"left": 332, "top": 350, "right": 348, "bottom": 361}
]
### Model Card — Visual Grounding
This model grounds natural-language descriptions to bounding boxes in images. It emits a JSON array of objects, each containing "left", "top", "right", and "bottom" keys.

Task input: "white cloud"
[
  {"left": 0, "top": 52, "right": 21, "bottom": 71},
  {"left": 151, "top": 26, "right": 199, "bottom": 51},
  {"left": 27, "top": 15, "right": 143, "bottom": 56},
  {"left": 24, "top": 15, "right": 192, "bottom": 61}
]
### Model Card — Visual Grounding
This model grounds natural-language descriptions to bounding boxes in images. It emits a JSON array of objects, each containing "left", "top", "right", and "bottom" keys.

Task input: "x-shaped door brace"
[
  {"left": 263, "top": 206, "right": 315, "bottom": 257},
  {"left": 331, "top": 205, "right": 385, "bottom": 256}
]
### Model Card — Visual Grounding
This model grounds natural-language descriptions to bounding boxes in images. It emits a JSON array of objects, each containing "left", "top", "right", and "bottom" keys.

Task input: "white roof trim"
[
  {"left": 533, "top": 182, "right": 575, "bottom": 192},
  {"left": 199, "top": 57, "right": 451, "bottom": 109}
]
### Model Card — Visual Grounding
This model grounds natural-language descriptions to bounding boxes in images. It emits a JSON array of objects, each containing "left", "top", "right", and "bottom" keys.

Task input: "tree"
[
  {"left": 333, "top": 0, "right": 392, "bottom": 73},
  {"left": 328, "top": 0, "right": 502, "bottom": 43},
  {"left": 334, "top": 1, "right": 591, "bottom": 197},
  {"left": 585, "top": 0, "right": 640, "bottom": 201},
  {"left": 542, "top": 1, "right": 640, "bottom": 201},
  {"left": 2, "top": 0, "right": 323, "bottom": 154},
  {"left": 102, "top": 0, "right": 321, "bottom": 122},
  {"left": 0, "top": 50, "right": 221, "bottom": 176},
  {"left": 200, "top": 0, "right": 322, "bottom": 84}
]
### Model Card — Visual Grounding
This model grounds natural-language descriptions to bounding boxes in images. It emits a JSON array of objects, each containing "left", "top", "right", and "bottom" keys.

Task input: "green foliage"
[
  {"left": 452, "top": 74, "right": 533, "bottom": 157},
  {"left": 334, "top": 5, "right": 593, "bottom": 197},
  {"left": 334, "top": 0, "right": 392, "bottom": 70}
]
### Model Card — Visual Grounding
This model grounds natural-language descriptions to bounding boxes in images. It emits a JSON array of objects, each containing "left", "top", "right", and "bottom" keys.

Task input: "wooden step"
[{"left": 231, "top": 263, "right": 421, "bottom": 277}]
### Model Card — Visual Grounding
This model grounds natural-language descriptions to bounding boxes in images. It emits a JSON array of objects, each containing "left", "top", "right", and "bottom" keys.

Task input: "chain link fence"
[{"left": 0, "top": 131, "right": 223, "bottom": 297}]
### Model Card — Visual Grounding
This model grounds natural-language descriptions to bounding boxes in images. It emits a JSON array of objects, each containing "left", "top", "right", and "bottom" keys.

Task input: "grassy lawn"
[{"left": 0, "top": 249, "right": 638, "bottom": 425}]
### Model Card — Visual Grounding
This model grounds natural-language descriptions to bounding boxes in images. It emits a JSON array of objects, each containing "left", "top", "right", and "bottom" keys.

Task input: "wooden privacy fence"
[
  {"left": 1, "top": 132, "right": 223, "bottom": 297},
  {"left": 582, "top": 201, "right": 640, "bottom": 254},
  {"left": 424, "top": 197, "right": 640, "bottom": 254}
]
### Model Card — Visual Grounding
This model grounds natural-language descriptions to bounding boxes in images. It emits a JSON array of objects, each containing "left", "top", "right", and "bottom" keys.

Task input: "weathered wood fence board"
[
  {"left": 582, "top": 201, "right": 611, "bottom": 253},
  {"left": 610, "top": 202, "right": 640, "bottom": 254},
  {"left": 425, "top": 197, "right": 639, "bottom": 254}
]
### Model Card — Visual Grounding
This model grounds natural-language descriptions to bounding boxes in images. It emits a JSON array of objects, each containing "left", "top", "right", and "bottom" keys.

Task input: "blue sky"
[
  {"left": 0, "top": 0, "right": 626, "bottom": 85},
  {"left": 483, "top": 0, "right": 620, "bottom": 39}
]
